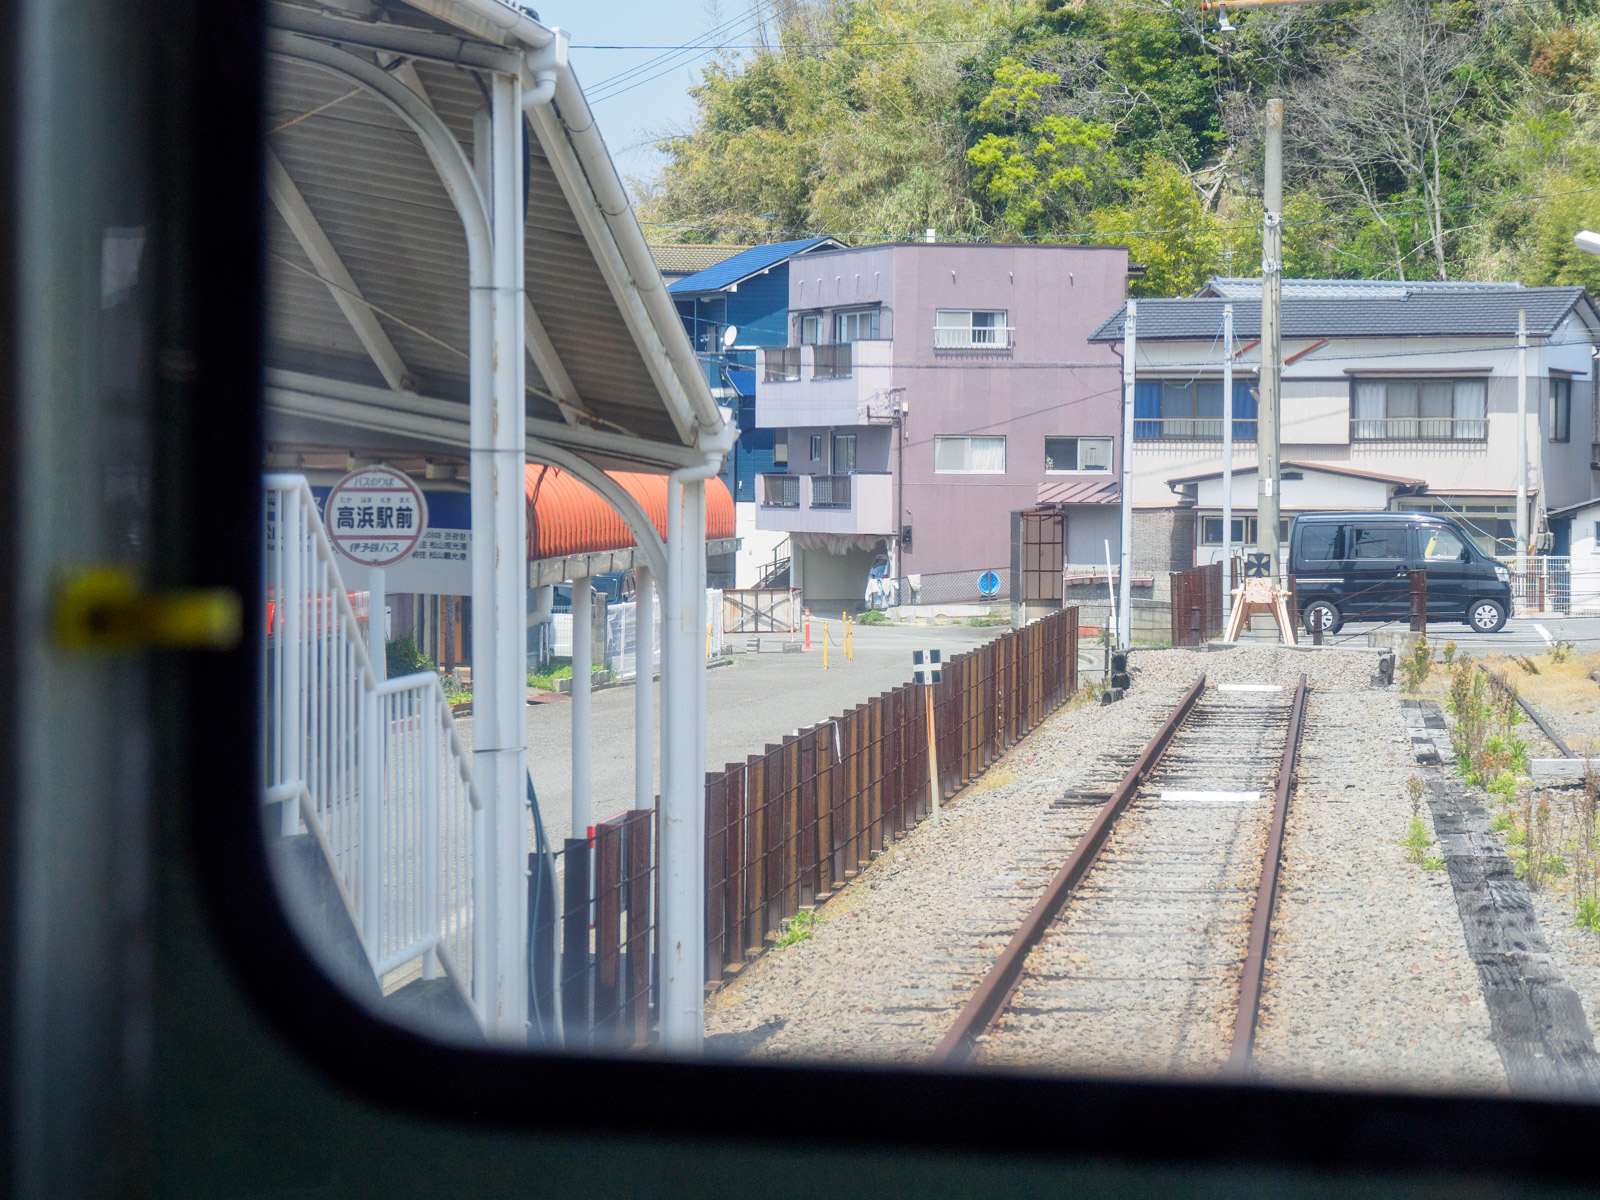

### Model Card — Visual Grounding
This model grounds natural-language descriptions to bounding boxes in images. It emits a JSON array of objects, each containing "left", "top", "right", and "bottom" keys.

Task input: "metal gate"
[
  {"left": 1020, "top": 510, "right": 1064, "bottom": 605},
  {"left": 723, "top": 588, "right": 800, "bottom": 633}
]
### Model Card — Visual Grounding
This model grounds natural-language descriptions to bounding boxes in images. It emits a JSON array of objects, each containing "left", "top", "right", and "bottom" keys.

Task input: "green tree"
[
  {"left": 965, "top": 58, "right": 1118, "bottom": 235},
  {"left": 1091, "top": 158, "right": 1221, "bottom": 296}
]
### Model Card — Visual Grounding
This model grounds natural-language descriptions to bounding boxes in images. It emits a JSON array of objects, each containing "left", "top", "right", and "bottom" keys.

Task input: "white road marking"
[
  {"left": 1534, "top": 623, "right": 1553, "bottom": 646},
  {"left": 1160, "top": 790, "right": 1262, "bottom": 803}
]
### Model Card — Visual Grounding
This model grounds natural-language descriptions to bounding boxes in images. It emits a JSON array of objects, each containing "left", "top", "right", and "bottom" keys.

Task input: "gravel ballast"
[{"left": 706, "top": 644, "right": 1508, "bottom": 1091}]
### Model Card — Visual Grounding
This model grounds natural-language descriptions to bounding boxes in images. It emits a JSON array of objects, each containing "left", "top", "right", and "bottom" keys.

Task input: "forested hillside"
[{"left": 637, "top": 0, "right": 1600, "bottom": 294}]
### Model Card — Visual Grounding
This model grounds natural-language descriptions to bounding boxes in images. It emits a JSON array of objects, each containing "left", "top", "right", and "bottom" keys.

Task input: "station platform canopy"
[{"left": 262, "top": 0, "right": 725, "bottom": 476}]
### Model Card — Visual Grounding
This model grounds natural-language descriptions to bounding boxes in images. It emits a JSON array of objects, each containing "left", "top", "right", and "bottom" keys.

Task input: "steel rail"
[
  {"left": 1481, "top": 665, "right": 1576, "bottom": 760},
  {"left": 1225, "top": 672, "right": 1308, "bottom": 1078},
  {"left": 930, "top": 674, "right": 1208, "bottom": 1066}
]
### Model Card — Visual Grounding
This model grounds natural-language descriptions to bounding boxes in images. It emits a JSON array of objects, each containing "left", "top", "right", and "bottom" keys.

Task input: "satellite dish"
[{"left": 722, "top": 325, "right": 739, "bottom": 347}]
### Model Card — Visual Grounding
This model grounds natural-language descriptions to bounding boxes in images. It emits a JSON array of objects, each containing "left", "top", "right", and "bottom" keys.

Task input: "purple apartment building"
[{"left": 754, "top": 241, "right": 1136, "bottom": 613}]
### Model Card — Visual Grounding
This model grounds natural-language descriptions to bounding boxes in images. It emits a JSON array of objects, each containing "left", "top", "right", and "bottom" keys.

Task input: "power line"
[
  {"left": 584, "top": 7, "right": 761, "bottom": 93},
  {"left": 588, "top": 8, "right": 772, "bottom": 104}
]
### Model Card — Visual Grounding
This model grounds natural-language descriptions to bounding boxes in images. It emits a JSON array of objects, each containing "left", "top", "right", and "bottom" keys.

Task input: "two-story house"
[
  {"left": 1087, "top": 279, "right": 1600, "bottom": 578},
  {"left": 754, "top": 241, "right": 1135, "bottom": 614},
  {"left": 669, "top": 237, "right": 845, "bottom": 585}
]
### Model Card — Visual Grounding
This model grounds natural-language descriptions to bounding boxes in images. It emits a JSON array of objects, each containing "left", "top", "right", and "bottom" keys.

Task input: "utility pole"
[
  {"left": 1222, "top": 304, "right": 1234, "bottom": 628},
  {"left": 1119, "top": 299, "right": 1136, "bottom": 649},
  {"left": 1517, "top": 308, "right": 1528, "bottom": 574},
  {"left": 1257, "top": 98, "right": 1283, "bottom": 578}
]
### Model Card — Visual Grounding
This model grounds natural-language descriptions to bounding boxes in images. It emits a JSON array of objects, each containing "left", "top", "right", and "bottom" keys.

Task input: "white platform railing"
[{"left": 263, "top": 475, "right": 484, "bottom": 1028}]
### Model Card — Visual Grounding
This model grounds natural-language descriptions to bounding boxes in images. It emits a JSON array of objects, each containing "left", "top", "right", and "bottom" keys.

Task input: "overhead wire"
[
  {"left": 583, "top": 7, "right": 760, "bottom": 93},
  {"left": 587, "top": 6, "right": 772, "bottom": 104}
]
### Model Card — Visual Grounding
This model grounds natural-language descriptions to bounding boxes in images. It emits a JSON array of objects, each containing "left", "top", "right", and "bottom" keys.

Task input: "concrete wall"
[{"left": 1131, "top": 508, "right": 1194, "bottom": 576}]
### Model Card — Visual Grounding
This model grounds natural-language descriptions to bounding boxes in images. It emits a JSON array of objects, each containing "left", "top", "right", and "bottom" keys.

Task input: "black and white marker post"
[{"left": 914, "top": 649, "right": 943, "bottom": 821}]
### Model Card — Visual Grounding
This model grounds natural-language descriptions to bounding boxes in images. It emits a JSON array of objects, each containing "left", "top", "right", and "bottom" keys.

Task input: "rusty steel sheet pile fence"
[
  {"left": 549, "top": 607, "right": 1079, "bottom": 1044},
  {"left": 551, "top": 811, "right": 655, "bottom": 1050},
  {"left": 1170, "top": 561, "right": 1226, "bottom": 647},
  {"left": 704, "top": 606, "right": 1079, "bottom": 988}
]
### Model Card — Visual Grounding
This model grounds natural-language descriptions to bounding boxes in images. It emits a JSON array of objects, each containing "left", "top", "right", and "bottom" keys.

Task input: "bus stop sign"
[{"left": 325, "top": 464, "right": 429, "bottom": 568}]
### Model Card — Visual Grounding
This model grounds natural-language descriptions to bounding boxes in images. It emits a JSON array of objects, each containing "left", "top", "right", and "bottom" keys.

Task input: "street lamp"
[{"left": 1575, "top": 230, "right": 1600, "bottom": 257}]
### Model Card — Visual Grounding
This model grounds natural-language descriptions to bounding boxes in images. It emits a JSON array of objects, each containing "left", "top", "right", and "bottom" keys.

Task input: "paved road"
[
  {"left": 520, "top": 622, "right": 1006, "bottom": 847},
  {"left": 1299, "top": 615, "right": 1600, "bottom": 655}
]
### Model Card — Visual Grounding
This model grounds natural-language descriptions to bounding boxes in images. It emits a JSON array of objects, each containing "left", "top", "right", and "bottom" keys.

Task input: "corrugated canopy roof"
[
  {"left": 526, "top": 466, "right": 734, "bottom": 560},
  {"left": 1036, "top": 478, "right": 1120, "bottom": 506},
  {"left": 264, "top": 0, "right": 718, "bottom": 473},
  {"left": 667, "top": 237, "right": 845, "bottom": 295},
  {"left": 1090, "top": 288, "right": 1600, "bottom": 343}
]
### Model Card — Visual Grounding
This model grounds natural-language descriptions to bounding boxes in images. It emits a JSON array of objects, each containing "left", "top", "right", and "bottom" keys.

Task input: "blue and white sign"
[
  {"left": 978, "top": 570, "right": 1001, "bottom": 599},
  {"left": 314, "top": 485, "right": 471, "bottom": 595}
]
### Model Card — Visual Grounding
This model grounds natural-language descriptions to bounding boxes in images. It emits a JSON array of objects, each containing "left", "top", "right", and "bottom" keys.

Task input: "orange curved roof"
[{"left": 525, "top": 465, "right": 735, "bottom": 561}]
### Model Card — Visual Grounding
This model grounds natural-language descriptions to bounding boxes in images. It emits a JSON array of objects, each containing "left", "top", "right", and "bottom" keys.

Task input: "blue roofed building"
[{"left": 669, "top": 236, "right": 844, "bottom": 584}]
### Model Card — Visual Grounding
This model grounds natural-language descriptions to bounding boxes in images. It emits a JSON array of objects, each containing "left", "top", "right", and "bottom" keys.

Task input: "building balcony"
[
  {"left": 1133, "top": 418, "right": 1258, "bottom": 442},
  {"left": 755, "top": 471, "right": 895, "bottom": 536},
  {"left": 933, "top": 325, "right": 1013, "bottom": 350},
  {"left": 755, "top": 340, "right": 895, "bottom": 428}
]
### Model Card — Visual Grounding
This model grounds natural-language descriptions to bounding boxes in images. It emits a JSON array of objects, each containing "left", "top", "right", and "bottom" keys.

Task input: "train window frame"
[{"left": 174, "top": 2, "right": 1600, "bottom": 1189}]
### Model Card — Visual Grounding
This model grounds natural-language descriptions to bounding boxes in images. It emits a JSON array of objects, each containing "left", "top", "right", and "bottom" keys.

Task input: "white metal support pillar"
[
  {"left": 1118, "top": 299, "right": 1136, "bottom": 650},
  {"left": 634, "top": 565, "right": 655, "bottom": 812},
  {"left": 470, "top": 69, "right": 529, "bottom": 1041},
  {"left": 1517, "top": 309, "right": 1529, "bottom": 575},
  {"left": 1222, "top": 304, "right": 1234, "bottom": 628},
  {"left": 660, "top": 463, "right": 713, "bottom": 1052},
  {"left": 571, "top": 572, "right": 593, "bottom": 836}
]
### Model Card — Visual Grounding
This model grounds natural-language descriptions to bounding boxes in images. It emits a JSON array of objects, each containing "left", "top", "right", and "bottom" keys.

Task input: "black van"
[{"left": 1287, "top": 511, "right": 1512, "bottom": 634}]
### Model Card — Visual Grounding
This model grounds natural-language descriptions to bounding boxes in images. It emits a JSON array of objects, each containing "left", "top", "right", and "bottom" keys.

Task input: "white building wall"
[
  {"left": 734, "top": 502, "right": 788, "bottom": 588},
  {"left": 1129, "top": 333, "right": 1595, "bottom": 531}
]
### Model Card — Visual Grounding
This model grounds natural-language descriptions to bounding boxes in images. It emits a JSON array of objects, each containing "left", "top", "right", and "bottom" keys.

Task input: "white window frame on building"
[
  {"left": 1139, "top": 379, "right": 1259, "bottom": 441},
  {"left": 799, "top": 313, "right": 821, "bottom": 344},
  {"left": 1200, "top": 515, "right": 1290, "bottom": 545},
  {"left": 1551, "top": 375, "right": 1572, "bottom": 443},
  {"left": 934, "top": 434, "right": 1006, "bottom": 474},
  {"left": 809, "top": 434, "right": 822, "bottom": 461},
  {"left": 1044, "top": 435, "right": 1113, "bottom": 473},
  {"left": 1350, "top": 377, "right": 1488, "bottom": 441},
  {"left": 831, "top": 431, "right": 856, "bottom": 474},
  {"left": 934, "top": 308, "right": 1011, "bottom": 349},
  {"left": 833, "top": 307, "right": 880, "bottom": 343}
]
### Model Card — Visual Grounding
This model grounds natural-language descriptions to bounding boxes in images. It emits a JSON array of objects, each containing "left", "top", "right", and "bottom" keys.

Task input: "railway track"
[{"left": 931, "top": 673, "right": 1308, "bottom": 1077}]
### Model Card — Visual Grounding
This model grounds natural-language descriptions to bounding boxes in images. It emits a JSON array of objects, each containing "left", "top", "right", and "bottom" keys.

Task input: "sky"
[{"left": 537, "top": 0, "right": 765, "bottom": 200}]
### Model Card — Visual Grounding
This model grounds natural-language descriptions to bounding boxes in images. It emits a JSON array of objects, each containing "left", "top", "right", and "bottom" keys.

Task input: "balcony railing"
[
  {"left": 1351, "top": 416, "right": 1486, "bottom": 441},
  {"left": 1134, "top": 417, "right": 1259, "bottom": 441},
  {"left": 761, "top": 474, "right": 799, "bottom": 508},
  {"left": 812, "top": 342, "right": 852, "bottom": 379},
  {"left": 810, "top": 474, "right": 852, "bottom": 509},
  {"left": 763, "top": 346, "right": 801, "bottom": 382},
  {"left": 934, "top": 325, "right": 1014, "bottom": 350}
]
